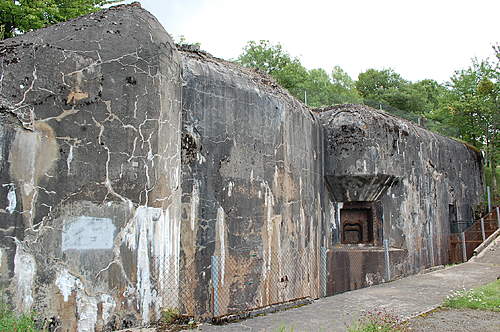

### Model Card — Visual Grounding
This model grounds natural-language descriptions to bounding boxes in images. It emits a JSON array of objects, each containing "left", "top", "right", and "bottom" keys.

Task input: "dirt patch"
[{"left": 408, "top": 308, "right": 500, "bottom": 332}]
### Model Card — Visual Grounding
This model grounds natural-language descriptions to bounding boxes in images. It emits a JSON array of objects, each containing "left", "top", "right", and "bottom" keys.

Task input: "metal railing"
[{"left": 449, "top": 207, "right": 500, "bottom": 263}]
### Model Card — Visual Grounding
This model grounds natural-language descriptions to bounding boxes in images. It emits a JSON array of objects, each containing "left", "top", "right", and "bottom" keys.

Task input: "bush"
[{"left": 161, "top": 307, "right": 181, "bottom": 325}]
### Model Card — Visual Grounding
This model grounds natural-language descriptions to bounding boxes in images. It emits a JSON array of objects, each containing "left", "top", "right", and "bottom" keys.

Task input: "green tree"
[
  {"left": 236, "top": 40, "right": 309, "bottom": 102},
  {"left": 302, "top": 68, "right": 334, "bottom": 107},
  {"left": 330, "top": 66, "right": 362, "bottom": 104},
  {"left": 236, "top": 40, "right": 296, "bottom": 75},
  {"left": 355, "top": 68, "right": 447, "bottom": 125},
  {"left": 275, "top": 61, "right": 309, "bottom": 102},
  {"left": 436, "top": 56, "right": 499, "bottom": 198},
  {"left": 355, "top": 68, "right": 406, "bottom": 99},
  {"left": 446, "top": 59, "right": 498, "bottom": 148},
  {"left": 412, "top": 79, "right": 447, "bottom": 113},
  {"left": 0, "top": 0, "right": 123, "bottom": 40},
  {"left": 236, "top": 40, "right": 360, "bottom": 107}
]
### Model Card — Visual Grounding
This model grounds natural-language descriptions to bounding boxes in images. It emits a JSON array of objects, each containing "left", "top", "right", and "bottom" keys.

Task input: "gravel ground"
[{"left": 408, "top": 308, "right": 500, "bottom": 332}]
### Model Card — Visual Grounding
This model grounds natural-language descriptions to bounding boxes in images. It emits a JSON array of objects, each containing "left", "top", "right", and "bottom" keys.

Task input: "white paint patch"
[
  {"left": 250, "top": 169, "right": 254, "bottom": 183},
  {"left": 336, "top": 202, "right": 344, "bottom": 239},
  {"left": 300, "top": 206, "right": 306, "bottom": 248},
  {"left": 273, "top": 166, "right": 279, "bottom": 187},
  {"left": 55, "top": 269, "right": 79, "bottom": 302},
  {"left": 261, "top": 182, "right": 275, "bottom": 278},
  {"left": 227, "top": 181, "right": 234, "bottom": 197},
  {"left": 3, "top": 184, "right": 16, "bottom": 214},
  {"left": 197, "top": 152, "right": 206, "bottom": 164},
  {"left": 191, "top": 180, "right": 200, "bottom": 231},
  {"left": 100, "top": 294, "right": 116, "bottom": 322},
  {"left": 13, "top": 246, "right": 36, "bottom": 312},
  {"left": 329, "top": 201, "right": 336, "bottom": 229},
  {"left": 55, "top": 269, "right": 99, "bottom": 332},
  {"left": 299, "top": 177, "right": 303, "bottom": 197},
  {"left": 137, "top": 211, "right": 153, "bottom": 322},
  {"left": 172, "top": 165, "right": 181, "bottom": 190},
  {"left": 77, "top": 295, "right": 98, "bottom": 332},
  {"left": 66, "top": 145, "right": 74, "bottom": 175},
  {"left": 62, "top": 216, "right": 115, "bottom": 251},
  {"left": 216, "top": 206, "right": 226, "bottom": 285},
  {"left": 122, "top": 205, "right": 181, "bottom": 323}
]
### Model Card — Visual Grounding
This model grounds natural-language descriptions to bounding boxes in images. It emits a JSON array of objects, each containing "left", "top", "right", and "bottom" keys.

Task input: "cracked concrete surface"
[
  {"left": 178, "top": 48, "right": 325, "bottom": 318},
  {"left": 1, "top": 5, "right": 182, "bottom": 331}
]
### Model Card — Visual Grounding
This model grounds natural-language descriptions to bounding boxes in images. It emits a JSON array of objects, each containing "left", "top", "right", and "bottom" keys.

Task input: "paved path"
[{"left": 197, "top": 236, "right": 500, "bottom": 332}]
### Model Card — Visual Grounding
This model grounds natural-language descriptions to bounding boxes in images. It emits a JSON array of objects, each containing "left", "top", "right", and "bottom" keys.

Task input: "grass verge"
[
  {"left": 0, "top": 299, "right": 39, "bottom": 332},
  {"left": 443, "top": 279, "right": 500, "bottom": 311}
]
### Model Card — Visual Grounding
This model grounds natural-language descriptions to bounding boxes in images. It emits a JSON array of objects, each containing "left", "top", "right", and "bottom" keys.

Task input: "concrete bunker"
[
  {"left": 318, "top": 104, "right": 483, "bottom": 294},
  {"left": 0, "top": 5, "right": 485, "bottom": 331}
]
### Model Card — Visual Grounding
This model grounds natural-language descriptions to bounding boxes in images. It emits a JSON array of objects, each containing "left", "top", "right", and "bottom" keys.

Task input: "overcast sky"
[{"left": 122, "top": 0, "right": 499, "bottom": 83}]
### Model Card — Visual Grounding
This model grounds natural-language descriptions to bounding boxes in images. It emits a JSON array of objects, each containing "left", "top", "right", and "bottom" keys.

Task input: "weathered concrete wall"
[
  {"left": 0, "top": 6, "right": 182, "bottom": 331},
  {"left": 179, "top": 50, "right": 326, "bottom": 317},
  {"left": 318, "top": 104, "right": 483, "bottom": 277},
  {"left": 0, "top": 6, "right": 486, "bottom": 329}
]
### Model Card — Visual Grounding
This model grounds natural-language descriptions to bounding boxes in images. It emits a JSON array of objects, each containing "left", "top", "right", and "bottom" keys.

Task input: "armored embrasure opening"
[
  {"left": 339, "top": 202, "right": 378, "bottom": 245},
  {"left": 325, "top": 175, "right": 396, "bottom": 247},
  {"left": 341, "top": 208, "right": 373, "bottom": 244}
]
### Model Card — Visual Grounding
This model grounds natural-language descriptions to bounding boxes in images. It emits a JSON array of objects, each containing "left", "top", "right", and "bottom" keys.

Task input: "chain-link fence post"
[
  {"left": 320, "top": 247, "right": 327, "bottom": 297},
  {"left": 460, "top": 232, "right": 467, "bottom": 262},
  {"left": 480, "top": 218, "right": 486, "bottom": 241},
  {"left": 487, "top": 186, "right": 492, "bottom": 212},
  {"left": 383, "top": 239, "right": 391, "bottom": 281},
  {"left": 496, "top": 207, "right": 500, "bottom": 229},
  {"left": 211, "top": 255, "right": 220, "bottom": 317}
]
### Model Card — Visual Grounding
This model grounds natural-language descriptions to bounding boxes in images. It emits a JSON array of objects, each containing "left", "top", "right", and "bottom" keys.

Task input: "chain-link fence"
[
  {"left": 153, "top": 247, "right": 319, "bottom": 321},
  {"left": 326, "top": 245, "right": 393, "bottom": 295},
  {"left": 149, "top": 255, "right": 197, "bottom": 317},
  {"left": 449, "top": 208, "right": 500, "bottom": 263},
  {"left": 151, "top": 242, "right": 409, "bottom": 321},
  {"left": 211, "top": 247, "right": 315, "bottom": 319},
  {"left": 149, "top": 209, "right": 500, "bottom": 322},
  {"left": 450, "top": 220, "right": 475, "bottom": 234}
]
